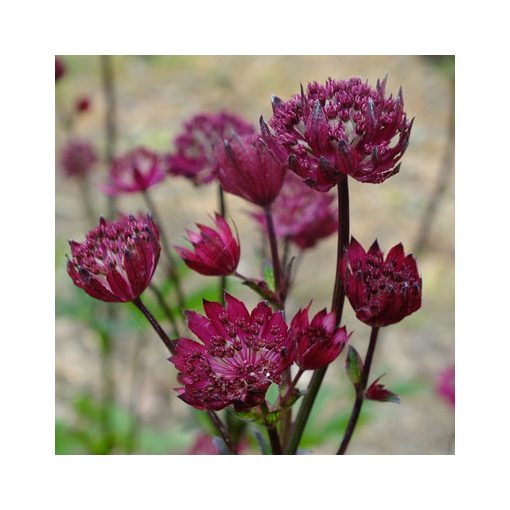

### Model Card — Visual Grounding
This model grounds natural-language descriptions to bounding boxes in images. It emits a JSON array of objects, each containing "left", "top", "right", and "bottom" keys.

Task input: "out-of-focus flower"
[
  {"left": 290, "top": 304, "right": 350, "bottom": 370},
  {"left": 365, "top": 375, "right": 401, "bottom": 403},
  {"left": 170, "top": 293, "right": 294, "bottom": 411},
  {"left": 167, "top": 111, "right": 255, "bottom": 185},
  {"left": 188, "top": 433, "right": 248, "bottom": 455},
  {"left": 102, "top": 147, "right": 166, "bottom": 196},
  {"left": 61, "top": 139, "right": 98, "bottom": 178},
  {"left": 175, "top": 213, "right": 240, "bottom": 276},
  {"left": 251, "top": 172, "right": 337, "bottom": 249},
  {"left": 55, "top": 57, "right": 65, "bottom": 81},
  {"left": 343, "top": 238, "right": 422, "bottom": 327},
  {"left": 267, "top": 76, "right": 413, "bottom": 191},
  {"left": 75, "top": 95, "right": 91, "bottom": 113},
  {"left": 216, "top": 133, "right": 287, "bottom": 207},
  {"left": 436, "top": 364, "right": 455, "bottom": 408},
  {"left": 67, "top": 214, "right": 160, "bottom": 302}
]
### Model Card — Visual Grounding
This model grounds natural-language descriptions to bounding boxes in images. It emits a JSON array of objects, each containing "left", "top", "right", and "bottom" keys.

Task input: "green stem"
[
  {"left": 218, "top": 184, "right": 227, "bottom": 305},
  {"left": 285, "top": 176, "right": 350, "bottom": 454},
  {"left": 260, "top": 402, "right": 282, "bottom": 455},
  {"left": 337, "top": 326, "right": 380, "bottom": 454}
]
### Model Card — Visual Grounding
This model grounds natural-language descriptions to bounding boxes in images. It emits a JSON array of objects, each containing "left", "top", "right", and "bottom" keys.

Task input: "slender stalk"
[
  {"left": 337, "top": 326, "right": 380, "bottom": 454},
  {"left": 142, "top": 189, "right": 185, "bottom": 312},
  {"left": 207, "top": 411, "right": 238, "bottom": 455},
  {"left": 218, "top": 184, "right": 227, "bottom": 305},
  {"left": 100, "top": 55, "right": 118, "bottom": 219},
  {"left": 148, "top": 283, "right": 180, "bottom": 338},
  {"left": 260, "top": 402, "right": 282, "bottom": 455},
  {"left": 77, "top": 176, "right": 96, "bottom": 226},
  {"left": 98, "top": 328, "right": 115, "bottom": 453},
  {"left": 264, "top": 205, "right": 284, "bottom": 298},
  {"left": 132, "top": 297, "right": 175, "bottom": 354},
  {"left": 285, "top": 176, "right": 350, "bottom": 454}
]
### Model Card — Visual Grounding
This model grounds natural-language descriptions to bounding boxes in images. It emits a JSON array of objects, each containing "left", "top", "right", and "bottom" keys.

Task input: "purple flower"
[
  {"left": 215, "top": 133, "right": 287, "bottom": 207},
  {"left": 175, "top": 213, "right": 240, "bottom": 276},
  {"left": 268, "top": 76, "right": 413, "bottom": 191},
  {"left": 75, "top": 95, "right": 91, "bottom": 113},
  {"left": 436, "top": 364, "right": 455, "bottom": 408},
  {"left": 67, "top": 214, "right": 160, "bottom": 302},
  {"left": 251, "top": 172, "right": 338, "bottom": 249},
  {"left": 290, "top": 304, "right": 350, "bottom": 370},
  {"left": 343, "top": 238, "right": 422, "bottom": 327},
  {"left": 102, "top": 147, "right": 166, "bottom": 196},
  {"left": 167, "top": 111, "right": 255, "bottom": 185},
  {"left": 169, "top": 293, "right": 294, "bottom": 411},
  {"left": 55, "top": 57, "right": 65, "bottom": 81},
  {"left": 61, "top": 139, "right": 98, "bottom": 178}
]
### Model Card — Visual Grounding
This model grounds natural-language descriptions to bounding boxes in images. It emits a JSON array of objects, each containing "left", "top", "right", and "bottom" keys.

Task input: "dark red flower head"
[
  {"left": 251, "top": 172, "right": 338, "bottom": 249},
  {"left": 102, "top": 147, "right": 166, "bottom": 196},
  {"left": 290, "top": 304, "right": 350, "bottom": 370},
  {"left": 75, "top": 95, "right": 91, "bottom": 113},
  {"left": 268, "top": 76, "right": 413, "bottom": 191},
  {"left": 167, "top": 111, "right": 255, "bottom": 185},
  {"left": 436, "top": 364, "right": 455, "bottom": 408},
  {"left": 61, "top": 139, "right": 98, "bottom": 178},
  {"left": 175, "top": 213, "right": 240, "bottom": 276},
  {"left": 170, "top": 293, "right": 294, "bottom": 411},
  {"left": 216, "top": 133, "right": 287, "bottom": 207},
  {"left": 343, "top": 238, "right": 422, "bottom": 327},
  {"left": 55, "top": 57, "right": 65, "bottom": 81},
  {"left": 67, "top": 214, "right": 160, "bottom": 302}
]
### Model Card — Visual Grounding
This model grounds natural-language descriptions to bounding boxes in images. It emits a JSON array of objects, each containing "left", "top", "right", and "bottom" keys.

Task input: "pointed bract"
[{"left": 365, "top": 375, "right": 401, "bottom": 404}]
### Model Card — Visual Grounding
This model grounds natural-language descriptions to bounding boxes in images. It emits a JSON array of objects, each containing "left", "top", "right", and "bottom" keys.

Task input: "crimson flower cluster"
[
  {"left": 342, "top": 237, "right": 422, "bottom": 327},
  {"left": 75, "top": 96, "right": 91, "bottom": 113},
  {"left": 216, "top": 133, "right": 287, "bottom": 207},
  {"left": 436, "top": 365, "right": 455, "bottom": 408},
  {"left": 268, "top": 76, "right": 413, "bottom": 191},
  {"left": 102, "top": 147, "right": 166, "bottom": 196},
  {"left": 252, "top": 172, "right": 338, "bottom": 249},
  {"left": 290, "top": 305, "right": 350, "bottom": 370},
  {"left": 55, "top": 57, "right": 65, "bottom": 81},
  {"left": 170, "top": 293, "right": 293, "bottom": 411},
  {"left": 67, "top": 214, "right": 160, "bottom": 302},
  {"left": 167, "top": 111, "right": 255, "bottom": 185},
  {"left": 61, "top": 139, "right": 98, "bottom": 178},
  {"left": 175, "top": 213, "right": 240, "bottom": 276}
]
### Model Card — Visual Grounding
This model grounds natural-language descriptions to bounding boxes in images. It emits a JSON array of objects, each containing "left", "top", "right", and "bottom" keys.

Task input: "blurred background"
[{"left": 55, "top": 55, "right": 454, "bottom": 454}]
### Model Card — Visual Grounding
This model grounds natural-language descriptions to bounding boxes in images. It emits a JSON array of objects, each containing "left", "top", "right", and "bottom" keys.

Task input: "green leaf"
[
  {"left": 345, "top": 345, "right": 363, "bottom": 387},
  {"left": 263, "top": 262, "right": 275, "bottom": 292}
]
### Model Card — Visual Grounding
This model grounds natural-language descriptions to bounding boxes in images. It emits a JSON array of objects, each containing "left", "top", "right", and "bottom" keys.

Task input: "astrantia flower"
[
  {"left": 167, "top": 111, "right": 255, "bottom": 185},
  {"left": 436, "top": 364, "right": 455, "bottom": 408},
  {"left": 75, "top": 95, "right": 91, "bottom": 113},
  {"left": 102, "top": 147, "right": 166, "bottom": 196},
  {"left": 61, "top": 139, "right": 98, "bottom": 178},
  {"left": 67, "top": 214, "right": 160, "bottom": 302},
  {"left": 268, "top": 76, "right": 413, "bottom": 191},
  {"left": 55, "top": 57, "right": 65, "bottom": 81},
  {"left": 175, "top": 213, "right": 240, "bottom": 276},
  {"left": 216, "top": 133, "right": 287, "bottom": 207},
  {"left": 290, "top": 305, "right": 350, "bottom": 370},
  {"left": 343, "top": 238, "right": 422, "bottom": 327},
  {"left": 251, "top": 172, "right": 337, "bottom": 249},
  {"left": 170, "top": 293, "right": 294, "bottom": 411}
]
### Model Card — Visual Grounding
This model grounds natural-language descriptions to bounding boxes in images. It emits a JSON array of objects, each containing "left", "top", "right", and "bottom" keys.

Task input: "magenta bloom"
[
  {"left": 290, "top": 305, "right": 350, "bottom": 370},
  {"left": 268, "top": 76, "right": 413, "bottom": 191},
  {"left": 436, "top": 365, "right": 455, "bottom": 408},
  {"left": 216, "top": 133, "right": 287, "bottom": 207},
  {"left": 343, "top": 238, "right": 422, "bottom": 327},
  {"left": 167, "top": 111, "right": 255, "bottom": 185},
  {"left": 170, "top": 293, "right": 294, "bottom": 411},
  {"left": 67, "top": 214, "right": 160, "bottom": 302},
  {"left": 175, "top": 214, "right": 240, "bottom": 276},
  {"left": 55, "top": 57, "right": 65, "bottom": 81},
  {"left": 61, "top": 139, "right": 98, "bottom": 178},
  {"left": 75, "top": 95, "right": 91, "bottom": 113},
  {"left": 102, "top": 147, "right": 166, "bottom": 196},
  {"left": 252, "top": 172, "right": 337, "bottom": 249}
]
